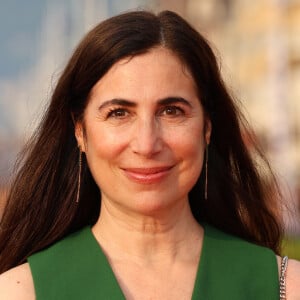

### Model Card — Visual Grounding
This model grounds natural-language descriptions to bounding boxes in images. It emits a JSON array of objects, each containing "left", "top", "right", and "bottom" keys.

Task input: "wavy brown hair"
[{"left": 0, "top": 10, "right": 283, "bottom": 273}]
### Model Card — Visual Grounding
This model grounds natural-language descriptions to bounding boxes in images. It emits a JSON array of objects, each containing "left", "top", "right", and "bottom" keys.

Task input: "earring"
[
  {"left": 205, "top": 144, "right": 209, "bottom": 200},
  {"left": 76, "top": 147, "right": 82, "bottom": 203}
]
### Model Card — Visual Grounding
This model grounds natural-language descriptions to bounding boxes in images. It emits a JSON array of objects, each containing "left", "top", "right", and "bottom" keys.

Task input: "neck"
[{"left": 92, "top": 199, "right": 203, "bottom": 266}]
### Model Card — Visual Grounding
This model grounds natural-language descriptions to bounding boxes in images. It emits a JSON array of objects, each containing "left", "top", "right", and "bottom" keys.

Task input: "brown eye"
[
  {"left": 107, "top": 108, "right": 129, "bottom": 118},
  {"left": 162, "top": 106, "right": 184, "bottom": 116}
]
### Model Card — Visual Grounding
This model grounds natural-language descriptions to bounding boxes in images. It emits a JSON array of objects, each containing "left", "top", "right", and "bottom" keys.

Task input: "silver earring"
[
  {"left": 76, "top": 148, "right": 82, "bottom": 203},
  {"left": 205, "top": 144, "right": 209, "bottom": 200}
]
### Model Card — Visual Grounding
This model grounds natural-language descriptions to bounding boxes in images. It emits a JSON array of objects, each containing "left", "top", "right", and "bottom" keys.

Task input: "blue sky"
[
  {"left": 0, "top": 0, "right": 150, "bottom": 78},
  {"left": 0, "top": 0, "right": 46, "bottom": 78}
]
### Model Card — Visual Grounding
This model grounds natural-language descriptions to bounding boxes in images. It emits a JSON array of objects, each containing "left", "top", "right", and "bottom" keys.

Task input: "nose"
[{"left": 130, "top": 117, "right": 163, "bottom": 157}]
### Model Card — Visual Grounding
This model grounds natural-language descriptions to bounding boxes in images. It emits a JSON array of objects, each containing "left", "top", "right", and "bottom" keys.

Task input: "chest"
[{"left": 109, "top": 261, "right": 198, "bottom": 300}]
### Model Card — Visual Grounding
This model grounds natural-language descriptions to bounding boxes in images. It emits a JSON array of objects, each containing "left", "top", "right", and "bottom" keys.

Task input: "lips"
[{"left": 121, "top": 166, "right": 174, "bottom": 184}]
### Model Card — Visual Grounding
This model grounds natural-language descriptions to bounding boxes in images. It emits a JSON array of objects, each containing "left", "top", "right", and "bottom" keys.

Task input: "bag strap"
[{"left": 280, "top": 256, "right": 288, "bottom": 300}]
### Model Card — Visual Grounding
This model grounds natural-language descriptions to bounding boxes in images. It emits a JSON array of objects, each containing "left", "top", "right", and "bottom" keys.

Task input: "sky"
[
  {"left": 0, "top": 0, "right": 149, "bottom": 79},
  {"left": 0, "top": 0, "right": 45, "bottom": 78}
]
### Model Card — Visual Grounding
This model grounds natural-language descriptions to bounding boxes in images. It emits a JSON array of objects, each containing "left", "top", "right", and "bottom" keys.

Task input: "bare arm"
[{"left": 0, "top": 263, "right": 35, "bottom": 300}]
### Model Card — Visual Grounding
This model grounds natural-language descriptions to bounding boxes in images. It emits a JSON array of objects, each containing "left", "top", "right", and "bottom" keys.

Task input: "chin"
[{"left": 126, "top": 192, "right": 188, "bottom": 217}]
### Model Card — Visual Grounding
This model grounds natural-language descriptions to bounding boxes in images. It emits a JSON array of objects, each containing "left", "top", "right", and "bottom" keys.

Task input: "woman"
[{"left": 0, "top": 10, "right": 299, "bottom": 299}]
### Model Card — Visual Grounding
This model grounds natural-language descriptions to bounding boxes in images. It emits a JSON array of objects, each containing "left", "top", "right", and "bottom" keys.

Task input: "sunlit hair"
[{"left": 0, "top": 10, "right": 283, "bottom": 273}]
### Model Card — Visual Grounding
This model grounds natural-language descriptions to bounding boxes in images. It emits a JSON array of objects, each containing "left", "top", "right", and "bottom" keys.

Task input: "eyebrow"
[
  {"left": 98, "top": 99, "right": 136, "bottom": 110},
  {"left": 98, "top": 97, "right": 192, "bottom": 110},
  {"left": 157, "top": 97, "right": 192, "bottom": 107}
]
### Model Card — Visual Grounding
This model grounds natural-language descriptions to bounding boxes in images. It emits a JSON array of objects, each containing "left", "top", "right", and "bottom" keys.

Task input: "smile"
[{"left": 121, "top": 166, "right": 174, "bottom": 184}]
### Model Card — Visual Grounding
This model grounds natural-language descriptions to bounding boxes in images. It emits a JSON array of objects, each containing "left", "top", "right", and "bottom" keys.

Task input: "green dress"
[{"left": 28, "top": 224, "right": 279, "bottom": 299}]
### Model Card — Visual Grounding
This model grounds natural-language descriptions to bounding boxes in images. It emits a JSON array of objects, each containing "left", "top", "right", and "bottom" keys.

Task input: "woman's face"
[{"left": 75, "top": 47, "right": 211, "bottom": 216}]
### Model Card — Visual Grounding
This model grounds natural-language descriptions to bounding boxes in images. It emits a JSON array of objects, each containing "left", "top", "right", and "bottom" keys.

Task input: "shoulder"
[
  {"left": 205, "top": 224, "right": 276, "bottom": 259},
  {"left": 0, "top": 263, "right": 35, "bottom": 300},
  {"left": 287, "top": 258, "right": 300, "bottom": 300}
]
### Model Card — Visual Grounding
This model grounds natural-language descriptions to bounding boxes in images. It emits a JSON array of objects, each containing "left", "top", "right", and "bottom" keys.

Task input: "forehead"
[
  {"left": 89, "top": 47, "right": 198, "bottom": 100},
  {"left": 115, "top": 47, "right": 191, "bottom": 75}
]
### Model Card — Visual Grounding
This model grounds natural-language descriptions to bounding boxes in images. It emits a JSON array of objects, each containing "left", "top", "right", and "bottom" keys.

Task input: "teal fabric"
[{"left": 28, "top": 224, "right": 279, "bottom": 299}]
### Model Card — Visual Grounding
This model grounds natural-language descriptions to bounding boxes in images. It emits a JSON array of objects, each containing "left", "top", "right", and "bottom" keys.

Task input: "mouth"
[{"left": 121, "top": 166, "right": 174, "bottom": 184}]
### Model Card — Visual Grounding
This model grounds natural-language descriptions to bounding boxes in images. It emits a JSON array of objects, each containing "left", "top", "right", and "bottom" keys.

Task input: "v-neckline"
[{"left": 88, "top": 224, "right": 208, "bottom": 300}]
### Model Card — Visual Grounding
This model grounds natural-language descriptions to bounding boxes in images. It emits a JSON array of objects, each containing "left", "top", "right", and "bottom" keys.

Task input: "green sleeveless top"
[{"left": 28, "top": 224, "right": 279, "bottom": 299}]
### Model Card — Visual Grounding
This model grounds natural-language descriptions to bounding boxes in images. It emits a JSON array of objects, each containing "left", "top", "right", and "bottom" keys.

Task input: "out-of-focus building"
[
  {"left": 157, "top": 0, "right": 300, "bottom": 232},
  {"left": 221, "top": 0, "right": 300, "bottom": 234}
]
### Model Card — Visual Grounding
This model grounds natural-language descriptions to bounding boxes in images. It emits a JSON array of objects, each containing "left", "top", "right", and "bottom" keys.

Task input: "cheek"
[
  {"left": 84, "top": 123, "right": 130, "bottom": 170},
  {"left": 83, "top": 127, "right": 126, "bottom": 188},
  {"left": 87, "top": 122, "right": 131, "bottom": 156},
  {"left": 168, "top": 122, "right": 205, "bottom": 156},
  {"left": 182, "top": 137, "right": 205, "bottom": 175},
  {"left": 171, "top": 124, "right": 206, "bottom": 179},
  {"left": 169, "top": 137, "right": 204, "bottom": 196},
  {"left": 182, "top": 136, "right": 205, "bottom": 191}
]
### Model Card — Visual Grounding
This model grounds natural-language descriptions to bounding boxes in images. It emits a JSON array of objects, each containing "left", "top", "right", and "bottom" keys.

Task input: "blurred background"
[{"left": 0, "top": 0, "right": 299, "bottom": 254}]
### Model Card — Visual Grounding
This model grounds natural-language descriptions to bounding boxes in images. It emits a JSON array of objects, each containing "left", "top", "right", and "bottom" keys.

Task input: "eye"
[
  {"left": 161, "top": 106, "right": 184, "bottom": 116},
  {"left": 106, "top": 108, "right": 129, "bottom": 119}
]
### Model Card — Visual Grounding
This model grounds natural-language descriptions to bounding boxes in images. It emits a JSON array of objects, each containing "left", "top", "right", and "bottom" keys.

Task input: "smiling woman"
[
  {"left": 0, "top": 10, "right": 299, "bottom": 300},
  {"left": 74, "top": 48, "right": 209, "bottom": 217}
]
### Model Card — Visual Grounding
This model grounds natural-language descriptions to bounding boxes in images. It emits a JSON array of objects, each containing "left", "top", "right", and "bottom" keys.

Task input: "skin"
[{"left": 0, "top": 47, "right": 299, "bottom": 299}]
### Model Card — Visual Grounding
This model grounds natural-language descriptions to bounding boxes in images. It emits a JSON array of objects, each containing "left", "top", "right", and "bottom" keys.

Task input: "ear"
[
  {"left": 204, "top": 117, "right": 212, "bottom": 145},
  {"left": 74, "top": 121, "right": 86, "bottom": 152}
]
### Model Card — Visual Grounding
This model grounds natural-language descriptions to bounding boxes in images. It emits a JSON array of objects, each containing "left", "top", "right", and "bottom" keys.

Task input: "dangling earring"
[
  {"left": 76, "top": 147, "right": 82, "bottom": 203},
  {"left": 205, "top": 144, "right": 209, "bottom": 200}
]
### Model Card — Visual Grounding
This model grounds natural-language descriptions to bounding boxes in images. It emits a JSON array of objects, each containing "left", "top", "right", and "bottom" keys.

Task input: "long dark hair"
[{"left": 0, "top": 10, "right": 283, "bottom": 273}]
